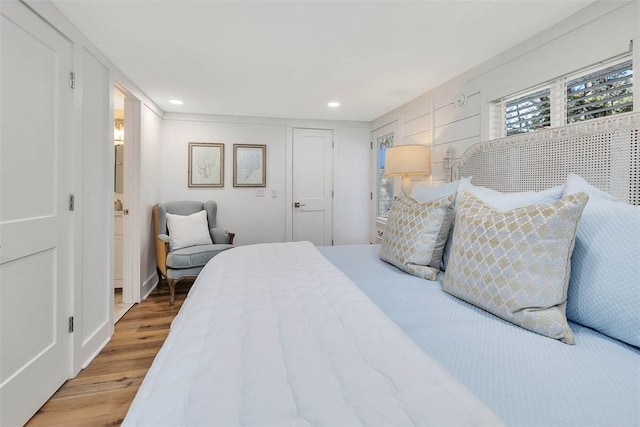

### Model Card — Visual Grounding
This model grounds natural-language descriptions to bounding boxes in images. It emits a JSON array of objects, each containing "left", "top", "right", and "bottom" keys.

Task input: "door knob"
[{"left": 294, "top": 202, "right": 306, "bottom": 208}]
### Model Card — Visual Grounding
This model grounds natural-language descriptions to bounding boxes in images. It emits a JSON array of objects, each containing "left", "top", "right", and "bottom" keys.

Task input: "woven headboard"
[{"left": 454, "top": 112, "right": 640, "bottom": 205}]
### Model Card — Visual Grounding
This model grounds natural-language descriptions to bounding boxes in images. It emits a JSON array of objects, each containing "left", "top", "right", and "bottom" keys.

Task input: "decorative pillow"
[
  {"left": 380, "top": 194, "right": 454, "bottom": 280},
  {"left": 410, "top": 177, "right": 472, "bottom": 203},
  {"left": 166, "top": 210, "right": 213, "bottom": 251},
  {"left": 564, "top": 174, "right": 640, "bottom": 347},
  {"left": 442, "top": 180, "right": 564, "bottom": 270},
  {"left": 442, "top": 191, "right": 588, "bottom": 344}
]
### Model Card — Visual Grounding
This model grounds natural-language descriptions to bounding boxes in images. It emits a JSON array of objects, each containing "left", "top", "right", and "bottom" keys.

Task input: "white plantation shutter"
[
  {"left": 496, "top": 56, "right": 633, "bottom": 135},
  {"left": 566, "top": 60, "right": 633, "bottom": 123},
  {"left": 505, "top": 89, "right": 551, "bottom": 135}
]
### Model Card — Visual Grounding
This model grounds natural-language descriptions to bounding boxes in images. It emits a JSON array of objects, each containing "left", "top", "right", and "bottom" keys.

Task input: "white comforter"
[{"left": 124, "top": 242, "right": 501, "bottom": 426}]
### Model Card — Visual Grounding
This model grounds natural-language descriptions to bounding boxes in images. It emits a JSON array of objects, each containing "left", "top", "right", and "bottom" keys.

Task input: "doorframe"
[
  {"left": 116, "top": 82, "right": 142, "bottom": 305},
  {"left": 286, "top": 127, "right": 335, "bottom": 244},
  {"left": 371, "top": 120, "right": 398, "bottom": 242}
]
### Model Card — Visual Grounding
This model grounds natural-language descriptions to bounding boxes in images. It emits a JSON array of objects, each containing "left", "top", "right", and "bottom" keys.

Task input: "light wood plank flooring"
[
  {"left": 114, "top": 288, "right": 134, "bottom": 323},
  {"left": 26, "top": 282, "right": 191, "bottom": 427}
]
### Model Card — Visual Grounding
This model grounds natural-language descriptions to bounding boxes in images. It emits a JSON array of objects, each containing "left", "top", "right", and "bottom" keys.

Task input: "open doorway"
[{"left": 113, "top": 87, "right": 133, "bottom": 322}]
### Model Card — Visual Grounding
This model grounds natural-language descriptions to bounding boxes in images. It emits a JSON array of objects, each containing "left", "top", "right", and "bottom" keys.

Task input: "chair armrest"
[
  {"left": 210, "top": 227, "right": 234, "bottom": 244},
  {"left": 155, "top": 234, "right": 170, "bottom": 276}
]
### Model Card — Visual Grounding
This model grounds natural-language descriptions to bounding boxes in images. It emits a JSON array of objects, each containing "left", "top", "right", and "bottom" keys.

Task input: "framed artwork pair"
[{"left": 188, "top": 142, "right": 266, "bottom": 188}]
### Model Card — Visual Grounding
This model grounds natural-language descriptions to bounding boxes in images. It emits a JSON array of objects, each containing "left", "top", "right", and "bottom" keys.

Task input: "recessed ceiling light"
[
  {"left": 169, "top": 99, "right": 184, "bottom": 105},
  {"left": 328, "top": 101, "right": 340, "bottom": 108}
]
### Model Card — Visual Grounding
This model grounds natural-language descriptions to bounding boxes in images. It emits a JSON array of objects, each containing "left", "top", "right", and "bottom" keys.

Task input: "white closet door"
[
  {"left": 0, "top": 2, "right": 74, "bottom": 425},
  {"left": 292, "top": 128, "right": 334, "bottom": 246}
]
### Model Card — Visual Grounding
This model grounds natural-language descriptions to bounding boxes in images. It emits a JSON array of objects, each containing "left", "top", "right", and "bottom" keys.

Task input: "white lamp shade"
[{"left": 384, "top": 144, "right": 431, "bottom": 176}]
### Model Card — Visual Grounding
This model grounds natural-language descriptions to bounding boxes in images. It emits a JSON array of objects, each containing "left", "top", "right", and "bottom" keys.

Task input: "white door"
[
  {"left": 292, "top": 128, "right": 334, "bottom": 245},
  {"left": 0, "top": 2, "right": 73, "bottom": 425}
]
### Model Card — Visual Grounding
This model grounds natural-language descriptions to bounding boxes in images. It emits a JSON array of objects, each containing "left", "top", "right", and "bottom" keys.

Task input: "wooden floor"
[{"left": 26, "top": 282, "right": 191, "bottom": 427}]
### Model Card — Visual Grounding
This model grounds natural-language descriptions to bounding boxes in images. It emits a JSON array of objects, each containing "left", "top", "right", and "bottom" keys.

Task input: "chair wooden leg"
[{"left": 168, "top": 278, "right": 176, "bottom": 306}]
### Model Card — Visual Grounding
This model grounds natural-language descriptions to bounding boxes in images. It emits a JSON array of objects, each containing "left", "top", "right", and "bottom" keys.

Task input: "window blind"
[
  {"left": 566, "top": 60, "right": 633, "bottom": 123},
  {"left": 505, "top": 89, "right": 551, "bottom": 135}
]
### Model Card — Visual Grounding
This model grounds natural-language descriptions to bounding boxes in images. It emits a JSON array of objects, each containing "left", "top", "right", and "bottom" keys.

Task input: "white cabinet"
[
  {"left": 374, "top": 217, "right": 387, "bottom": 244},
  {"left": 114, "top": 213, "right": 123, "bottom": 288}
]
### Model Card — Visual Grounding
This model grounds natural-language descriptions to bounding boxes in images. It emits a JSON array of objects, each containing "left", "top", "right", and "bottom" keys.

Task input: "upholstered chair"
[{"left": 152, "top": 201, "right": 235, "bottom": 305}]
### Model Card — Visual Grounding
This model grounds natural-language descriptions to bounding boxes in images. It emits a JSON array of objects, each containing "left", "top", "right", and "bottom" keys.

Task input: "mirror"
[{"left": 115, "top": 144, "right": 124, "bottom": 193}]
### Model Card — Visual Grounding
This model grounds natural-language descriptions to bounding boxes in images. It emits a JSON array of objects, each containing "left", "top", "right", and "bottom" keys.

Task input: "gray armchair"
[{"left": 153, "top": 201, "right": 235, "bottom": 305}]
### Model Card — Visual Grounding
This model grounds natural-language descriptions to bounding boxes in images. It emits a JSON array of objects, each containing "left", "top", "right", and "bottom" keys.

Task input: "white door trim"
[
  {"left": 121, "top": 86, "right": 142, "bottom": 304},
  {"left": 371, "top": 121, "right": 398, "bottom": 242},
  {"left": 72, "top": 46, "right": 113, "bottom": 375}
]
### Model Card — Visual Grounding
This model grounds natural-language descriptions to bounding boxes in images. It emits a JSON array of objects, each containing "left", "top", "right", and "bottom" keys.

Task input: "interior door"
[
  {"left": 292, "top": 128, "right": 334, "bottom": 245},
  {"left": 0, "top": 2, "right": 73, "bottom": 425}
]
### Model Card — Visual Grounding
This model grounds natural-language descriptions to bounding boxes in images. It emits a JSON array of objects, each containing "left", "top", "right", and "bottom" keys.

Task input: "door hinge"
[
  {"left": 331, "top": 240, "right": 334, "bottom": 246},
  {"left": 332, "top": 140, "right": 335, "bottom": 148},
  {"left": 371, "top": 141, "right": 373, "bottom": 150},
  {"left": 68, "top": 316, "right": 74, "bottom": 333},
  {"left": 331, "top": 190, "right": 334, "bottom": 199},
  {"left": 69, "top": 194, "right": 75, "bottom": 211},
  {"left": 370, "top": 192, "right": 373, "bottom": 200},
  {"left": 69, "top": 72, "right": 75, "bottom": 89}
]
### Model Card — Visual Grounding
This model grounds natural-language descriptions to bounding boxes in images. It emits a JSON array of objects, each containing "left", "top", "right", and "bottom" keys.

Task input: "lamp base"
[{"left": 401, "top": 175, "right": 412, "bottom": 195}]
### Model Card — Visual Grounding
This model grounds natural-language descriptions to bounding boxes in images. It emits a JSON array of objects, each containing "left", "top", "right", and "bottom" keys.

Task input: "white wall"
[
  {"left": 333, "top": 126, "right": 372, "bottom": 244},
  {"left": 373, "top": 0, "right": 639, "bottom": 185},
  {"left": 161, "top": 114, "right": 371, "bottom": 245}
]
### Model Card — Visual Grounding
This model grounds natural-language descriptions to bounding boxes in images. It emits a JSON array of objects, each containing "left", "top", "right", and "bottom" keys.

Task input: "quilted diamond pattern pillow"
[
  {"left": 380, "top": 194, "right": 454, "bottom": 280},
  {"left": 564, "top": 174, "right": 640, "bottom": 347},
  {"left": 441, "top": 179, "right": 564, "bottom": 270},
  {"left": 442, "top": 191, "right": 588, "bottom": 344}
]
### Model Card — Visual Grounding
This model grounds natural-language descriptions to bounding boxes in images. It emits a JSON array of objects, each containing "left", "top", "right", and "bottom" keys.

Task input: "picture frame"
[
  {"left": 233, "top": 144, "right": 266, "bottom": 187},
  {"left": 188, "top": 142, "right": 224, "bottom": 188}
]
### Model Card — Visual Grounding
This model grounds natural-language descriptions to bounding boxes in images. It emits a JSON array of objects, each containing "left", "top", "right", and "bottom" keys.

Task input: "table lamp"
[{"left": 384, "top": 144, "right": 431, "bottom": 194}]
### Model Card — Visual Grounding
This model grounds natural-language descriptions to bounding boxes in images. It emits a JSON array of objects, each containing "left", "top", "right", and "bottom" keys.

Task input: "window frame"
[
  {"left": 494, "top": 55, "right": 633, "bottom": 138},
  {"left": 376, "top": 132, "right": 394, "bottom": 218}
]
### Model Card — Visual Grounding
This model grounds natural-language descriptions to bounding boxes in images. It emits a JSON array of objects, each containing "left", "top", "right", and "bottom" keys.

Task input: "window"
[
  {"left": 377, "top": 133, "right": 394, "bottom": 217},
  {"left": 566, "top": 60, "right": 633, "bottom": 123},
  {"left": 496, "top": 56, "right": 633, "bottom": 137},
  {"left": 506, "top": 89, "right": 551, "bottom": 135}
]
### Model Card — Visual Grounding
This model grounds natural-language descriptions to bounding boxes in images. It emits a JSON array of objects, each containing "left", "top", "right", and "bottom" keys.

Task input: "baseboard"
[
  {"left": 141, "top": 273, "right": 159, "bottom": 301},
  {"left": 81, "top": 336, "right": 110, "bottom": 370}
]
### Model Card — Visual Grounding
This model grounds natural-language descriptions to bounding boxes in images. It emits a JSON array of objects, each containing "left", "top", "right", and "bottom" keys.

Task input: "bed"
[{"left": 124, "top": 113, "right": 640, "bottom": 426}]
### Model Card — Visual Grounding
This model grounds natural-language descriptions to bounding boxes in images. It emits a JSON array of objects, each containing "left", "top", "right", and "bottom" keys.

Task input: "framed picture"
[
  {"left": 233, "top": 144, "right": 266, "bottom": 187},
  {"left": 188, "top": 142, "right": 224, "bottom": 188}
]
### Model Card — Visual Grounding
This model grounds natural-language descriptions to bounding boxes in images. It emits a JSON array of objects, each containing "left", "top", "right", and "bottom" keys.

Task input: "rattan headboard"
[{"left": 454, "top": 112, "right": 640, "bottom": 205}]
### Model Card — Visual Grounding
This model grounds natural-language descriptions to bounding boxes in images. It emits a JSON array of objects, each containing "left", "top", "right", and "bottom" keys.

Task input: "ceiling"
[{"left": 53, "top": 1, "right": 595, "bottom": 122}]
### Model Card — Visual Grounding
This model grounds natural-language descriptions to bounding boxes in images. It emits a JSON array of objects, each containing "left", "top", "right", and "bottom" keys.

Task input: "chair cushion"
[
  {"left": 166, "top": 244, "right": 234, "bottom": 269},
  {"left": 166, "top": 266, "right": 204, "bottom": 280}
]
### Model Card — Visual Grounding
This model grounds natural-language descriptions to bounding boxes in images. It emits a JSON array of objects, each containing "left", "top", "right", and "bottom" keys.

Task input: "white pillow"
[
  {"left": 166, "top": 210, "right": 212, "bottom": 251},
  {"left": 455, "top": 179, "right": 564, "bottom": 209},
  {"left": 410, "top": 177, "right": 472, "bottom": 203}
]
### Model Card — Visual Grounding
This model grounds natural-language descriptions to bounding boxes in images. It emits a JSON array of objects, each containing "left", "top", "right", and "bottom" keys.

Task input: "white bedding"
[{"left": 123, "top": 242, "right": 501, "bottom": 426}]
